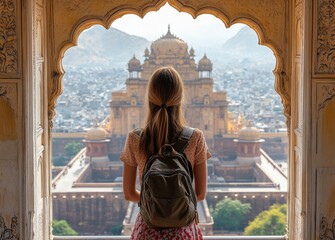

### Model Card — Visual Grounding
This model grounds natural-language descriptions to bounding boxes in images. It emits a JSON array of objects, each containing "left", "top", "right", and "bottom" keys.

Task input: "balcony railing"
[{"left": 54, "top": 236, "right": 286, "bottom": 240}]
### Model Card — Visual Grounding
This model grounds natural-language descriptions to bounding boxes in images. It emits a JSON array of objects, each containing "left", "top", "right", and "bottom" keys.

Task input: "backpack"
[{"left": 137, "top": 127, "right": 198, "bottom": 228}]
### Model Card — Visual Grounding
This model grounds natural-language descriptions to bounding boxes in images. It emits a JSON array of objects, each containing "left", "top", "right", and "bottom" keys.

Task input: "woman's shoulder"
[
  {"left": 188, "top": 127, "right": 204, "bottom": 137},
  {"left": 186, "top": 127, "right": 205, "bottom": 143},
  {"left": 126, "top": 128, "right": 142, "bottom": 142},
  {"left": 129, "top": 128, "right": 142, "bottom": 137}
]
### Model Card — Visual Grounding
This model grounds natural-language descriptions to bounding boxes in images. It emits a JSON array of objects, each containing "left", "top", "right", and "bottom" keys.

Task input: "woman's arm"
[
  {"left": 122, "top": 162, "right": 140, "bottom": 203},
  {"left": 194, "top": 161, "right": 208, "bottom": 201}
]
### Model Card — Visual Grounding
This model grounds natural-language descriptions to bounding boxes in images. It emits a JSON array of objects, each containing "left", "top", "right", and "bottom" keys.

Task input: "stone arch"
[{"left": 49, "top": 0, "right": 291, "bottom": 134}]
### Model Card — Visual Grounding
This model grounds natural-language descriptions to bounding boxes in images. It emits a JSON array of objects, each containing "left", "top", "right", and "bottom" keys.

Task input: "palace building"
[{"left": 108, "top": 26, "right": 229, "bottom": 149}]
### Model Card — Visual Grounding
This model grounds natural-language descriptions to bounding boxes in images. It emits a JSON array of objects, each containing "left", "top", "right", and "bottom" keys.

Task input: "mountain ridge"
[{"left": 62, "top": 26, "right": 275, "bottom": 70}]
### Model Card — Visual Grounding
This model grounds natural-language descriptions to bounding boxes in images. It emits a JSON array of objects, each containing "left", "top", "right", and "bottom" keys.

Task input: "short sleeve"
[
  {"left": 120, "top": 131, "right": 138, "bottom": 167},
  {"left": 194, "top": 130, "right": 212, "bottom": 165}
]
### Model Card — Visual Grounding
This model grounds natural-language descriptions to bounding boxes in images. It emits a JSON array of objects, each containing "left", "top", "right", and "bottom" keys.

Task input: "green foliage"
[
  {"left": 244, "top": 204, "right": 287, "bottom": 235},
  {"left": 52, "top": 156, "right": 69, "bottom": 166},
  {"left": 212, "top": 198, "right": 251, "bottom": 231},
  {"left": 52, "top": 220, "right": 78, "bottom": 236},
  {"left": 64, "top": 142, "right": 83, "bottom": 158},
  {"left": 110, "top": 224, "right": 123, "bottom": 235}
]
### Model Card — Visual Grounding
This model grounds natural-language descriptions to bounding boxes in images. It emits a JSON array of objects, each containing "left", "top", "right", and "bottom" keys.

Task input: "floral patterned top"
[{"left": 120, "top": 127, "right": 212, "bottom": 181}]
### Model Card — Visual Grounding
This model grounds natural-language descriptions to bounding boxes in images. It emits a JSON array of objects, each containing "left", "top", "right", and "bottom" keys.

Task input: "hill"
[
  {"left": 62, "top": 26, "right": 150, "bottom": 69},
  {"left": 216, "top": 26, "right": 275, "bottom": 69}
]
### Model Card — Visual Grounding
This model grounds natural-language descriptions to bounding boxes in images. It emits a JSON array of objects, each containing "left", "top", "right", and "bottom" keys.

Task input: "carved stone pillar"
[{"left": 0, "top": 0, "right": 21, "bottom": 239}]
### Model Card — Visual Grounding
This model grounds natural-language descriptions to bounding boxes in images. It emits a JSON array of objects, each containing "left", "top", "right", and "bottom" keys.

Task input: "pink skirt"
[{"left": 130, "top": 214, "right": 204, "bottom": 240}]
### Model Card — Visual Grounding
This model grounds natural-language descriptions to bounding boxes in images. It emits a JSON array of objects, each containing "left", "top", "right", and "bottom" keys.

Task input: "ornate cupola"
[
  {"left": 128, "top": 55, "right": 142, "bottom": 79},
  {"left": 144, "top": 47, "right": 149, "bottom": 60},
  {"left": 189, "top": 47, "right": 195, "bottom": 59},
  {"left": 234, "top": 122, "right": 264, "bottom": 165},
  {"left": 198, "top": 54, "right": 213, "bottom": 78},
  {"left": 83, "top": 121, "right": 110, "bottom": 168}
]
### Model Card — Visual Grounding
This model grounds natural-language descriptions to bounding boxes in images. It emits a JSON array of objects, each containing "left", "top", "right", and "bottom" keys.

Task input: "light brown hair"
[{"left": 139, "top": 67, "right": 185, "bottom": 157}]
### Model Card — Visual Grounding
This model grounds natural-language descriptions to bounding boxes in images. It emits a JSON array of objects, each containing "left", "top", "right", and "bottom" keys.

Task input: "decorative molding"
[
  {"left": 0, "top": 0, "right": 18, "bottom": 75},
  {"left": 316, "top": 0, "right": 335, "bottom": 74},
  {"left": 0, "top": 215, "right": 19, "bottom": 239},
  {"left": 294, "top": 128, "right": 302, "bottom": 150},
  {"left": 294, "top": 198, "right": 303, "bottom": 240},
  {"left": 37, "top": 201, "right": 44, "bottom": 240},
  {"left": 35, "top": 5, "right": 44, "bottom": 60},
  {"left": 318, "top": 84, "right": 335, "bottom": 112},
  {"left": 320, "top": 216, "right": 335, "bottom": 239},
  {"left": 294, "top": 0, "right": 303, "bottom": 57}
]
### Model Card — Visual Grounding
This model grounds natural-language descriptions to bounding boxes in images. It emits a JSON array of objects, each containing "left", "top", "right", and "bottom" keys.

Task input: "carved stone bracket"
[
  {"left": 0, "top": 86, "right": 7, "bottom": 96},
  {"left": 0, "top": 215, "right": 19, "bottom": 239},
  {"left": 320, "top": 216, "right": 335, "bottom": 239},
  {"left": 316, "top": 0, "right": 335, "bottom": 74},
  {"left": 318, "top": 84, "right": 335, "bottom": 112},
  {"left": 0, "top": 0, "right": 18, "bottom": 75}
]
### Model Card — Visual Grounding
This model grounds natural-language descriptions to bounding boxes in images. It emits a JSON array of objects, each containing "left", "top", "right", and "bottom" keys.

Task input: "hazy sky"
[{"left": 111, "top": 3, "right": 244, "bottom": 48}]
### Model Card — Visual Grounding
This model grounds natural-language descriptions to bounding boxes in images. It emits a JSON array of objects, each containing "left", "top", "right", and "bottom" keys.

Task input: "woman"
[{"left": 120, "top": 67, "right": 211, "bottom": 239}]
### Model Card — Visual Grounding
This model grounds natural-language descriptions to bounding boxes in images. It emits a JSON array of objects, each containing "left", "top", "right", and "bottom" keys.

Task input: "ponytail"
[{"left": 140, "top": 67, "right": 185, "bottom": 157}]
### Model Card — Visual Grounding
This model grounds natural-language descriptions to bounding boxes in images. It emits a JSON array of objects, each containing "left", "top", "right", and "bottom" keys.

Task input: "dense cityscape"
[{"left": 53, "top": 64, "right": 286, "bottom": 134}]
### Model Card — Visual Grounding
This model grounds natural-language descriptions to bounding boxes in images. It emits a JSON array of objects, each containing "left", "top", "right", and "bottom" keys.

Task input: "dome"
[
  {"left": 198, "top": 54, "right": 213, "bottom": 71},
  {"left": 151, "top": 26, "right": 188, "bottom": 56},
  {"left": 128, "top": 55, "right": 142, "bottom": 71},
  {"left": 238, "top": 125, "right": 261, "bottom": 141},
  {"left": 85, "top": 124, "right": 108, "bottom": 141}
]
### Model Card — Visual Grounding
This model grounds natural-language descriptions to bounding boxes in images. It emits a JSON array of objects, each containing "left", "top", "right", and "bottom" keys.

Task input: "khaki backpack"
[{"left": 137, "top": 127, "right": 198, "bottom": 228}]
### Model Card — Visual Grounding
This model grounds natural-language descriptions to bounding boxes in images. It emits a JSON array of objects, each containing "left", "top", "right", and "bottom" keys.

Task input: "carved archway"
[
  {"left": 47, "top": 0, "right": 292, "bottom": 237},
  {"left": 49, "top": 0, "right": 291, "bottom": 133}
]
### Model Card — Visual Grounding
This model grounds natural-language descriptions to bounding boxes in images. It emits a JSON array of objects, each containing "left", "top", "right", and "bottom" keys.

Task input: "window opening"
[{"left": 52, "top": 3, "right": 287, "bottom": 237}]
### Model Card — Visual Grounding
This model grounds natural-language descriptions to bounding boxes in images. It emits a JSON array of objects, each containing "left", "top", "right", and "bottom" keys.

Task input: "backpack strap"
[
  {"left": 133, "top": 128, "right": 142, "bottom": 136},
  {"left": 174, "top": 127, "right": 194, "bottom": 153}
]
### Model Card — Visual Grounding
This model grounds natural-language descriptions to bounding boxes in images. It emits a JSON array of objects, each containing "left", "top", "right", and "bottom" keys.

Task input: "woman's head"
[
  {"left": 140, "top": 67, "right": 185, "bottom": 156},
  {"left": 147, "top": 67, "right": 184, "bottom": 110}
]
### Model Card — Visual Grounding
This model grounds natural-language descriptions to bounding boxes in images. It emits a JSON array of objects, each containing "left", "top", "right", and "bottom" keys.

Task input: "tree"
[
  {"left": 244, "top": 204, "right": 287, "bottom": 235},
  {"left": 52, "top": 156, "right": 69, "bottom": 166},
  {"left": 64, "top": 142, "right": 83, "bottom": 158},
  {"left": 52, "top": 220, "right": 78, "bottom": 236},
  {"left": 212, "top": 198, "right": 251, "bottom": 231},
  {"left": 110, "top": 224, "right": 123, "bottom": 235}
]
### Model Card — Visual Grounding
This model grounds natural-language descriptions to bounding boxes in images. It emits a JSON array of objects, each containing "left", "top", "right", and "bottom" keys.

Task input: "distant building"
[
  {"left": 82, "top": 122, "right": 110, "bottom": 168},
  {"left": 234, "top": 123, "right": 265, "bottom": 165}
]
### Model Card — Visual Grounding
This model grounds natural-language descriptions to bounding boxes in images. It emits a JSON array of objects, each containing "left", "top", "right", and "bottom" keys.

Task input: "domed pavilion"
[
  {"left": 234, "top": 122, "right": 265, "bottom": 165},
  {"left": 83, "top": 121, "right": 110, "bottom": 167}
]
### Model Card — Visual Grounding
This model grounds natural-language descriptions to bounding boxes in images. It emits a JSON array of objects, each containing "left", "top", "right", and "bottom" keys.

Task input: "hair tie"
[{"left": 160, "top": 104, "right": 167, "bottom": 109}]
